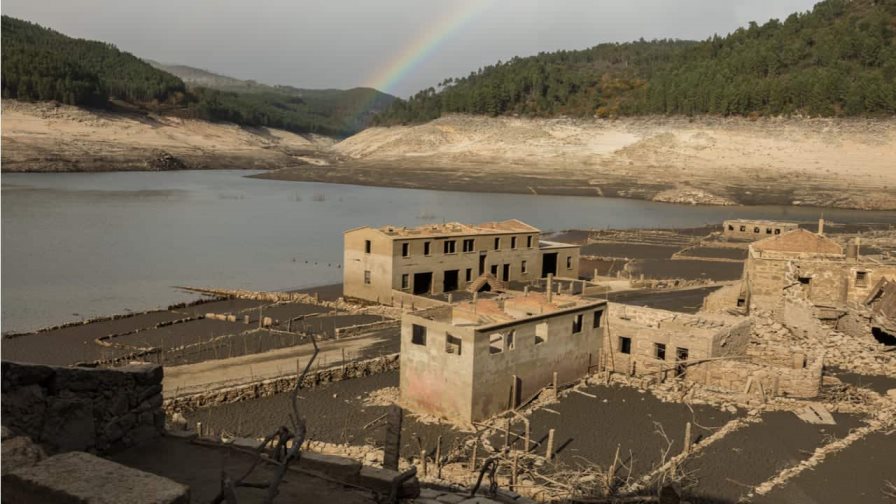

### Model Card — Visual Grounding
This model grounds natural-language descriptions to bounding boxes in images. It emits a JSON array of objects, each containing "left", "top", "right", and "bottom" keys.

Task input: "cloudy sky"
[{"left": 3, "top": 0, "right": 820, "bottom": 97}]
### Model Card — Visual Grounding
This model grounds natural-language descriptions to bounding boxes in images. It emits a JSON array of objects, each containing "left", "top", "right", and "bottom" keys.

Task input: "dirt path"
[{"left": 163, "top": 331, "right": 397, "bottom": 396}]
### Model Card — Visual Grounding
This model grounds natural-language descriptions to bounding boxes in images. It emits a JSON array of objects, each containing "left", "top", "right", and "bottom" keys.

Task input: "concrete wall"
[
  {"left": 400, "top": 311, "right": 475, "bottom": 425},
  {"left": 1, "top": 361, "right": 164, "bottom": 453},
  {"left": 605, "top": 304, "right": 749, "bottom": 378},
  {"left": 344, "top": 227, "right": 395, "bottom": 303},
  {"left": 469, "top": 305, "right": 604, "bottom": 421},
  {"left": 723, "top": 220, "right": 798, "bottom": 240}
]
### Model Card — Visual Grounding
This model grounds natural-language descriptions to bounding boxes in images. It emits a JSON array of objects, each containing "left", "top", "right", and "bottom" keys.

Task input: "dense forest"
[
  {"left": 1, "top": 16, "right": 394, "bottom": 136},
  {"left": 376, "top": 0, "right": 896, "bottom": 124}
]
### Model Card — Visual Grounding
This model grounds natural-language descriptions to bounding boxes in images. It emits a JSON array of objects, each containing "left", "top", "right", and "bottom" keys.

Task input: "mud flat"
[
  {"left": 581, "top": 243, "right": 681, "bottom": 259},
  {"left": 751, "top": 430, "right": 896, "bottom": 504},
  {"left": 628, "top": 259, "right": 744, "bottom": 282},
  {"left": 601, "top": 286, "right": 723, "bottom": 314},
  {"left": 499, "top": 384, "right": 736, "bottom": 472},
  {"left": 677, "top": 246, "right": 748, "bottom": 260},
  {"left": 109, "top": 436, "right": 375, "bottom": 503},
  {"left": 687, "top": 411, "right": 863, "bottom": 503}
]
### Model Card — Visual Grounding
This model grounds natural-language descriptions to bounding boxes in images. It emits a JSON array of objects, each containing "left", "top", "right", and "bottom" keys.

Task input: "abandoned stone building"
[
  {"left": 344, "top": 219, "right": 580, "bottom": 304},
  {"left": 741, "top": 228, "right": 896, "bottom": 318},
  {"left": 722, "top": 219, "right": 799, "bottom": 241},
  {"left": 399, "top": 289, "right": 605, "bottom": 424},
  {"left": 604, "top": 304, "right": 822, "bottom": 398}
]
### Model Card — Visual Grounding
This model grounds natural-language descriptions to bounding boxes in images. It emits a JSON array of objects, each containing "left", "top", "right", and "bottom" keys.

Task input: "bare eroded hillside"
[
  {"left": 307, "top": 114, "right": 896, "bottom": 209},
  {"left": 1, "top": 100, "right": 334, "bottom": 172}
]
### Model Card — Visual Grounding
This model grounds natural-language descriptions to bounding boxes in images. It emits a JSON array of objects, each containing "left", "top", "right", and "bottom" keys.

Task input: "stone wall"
[
  {"left": 165, "top": 354, "right": 399, "bottom": 411},
  {"left": 692, "top": 351, "right": 823, "bottom": 398},
  {"left": 1, "top": 361, "right": 164, "bottom": 453}
]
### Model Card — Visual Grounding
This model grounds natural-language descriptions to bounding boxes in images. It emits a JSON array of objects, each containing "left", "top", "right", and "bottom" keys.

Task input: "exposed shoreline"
[{"left": 4, "top": 101, "right": 896, "bottom": 210}]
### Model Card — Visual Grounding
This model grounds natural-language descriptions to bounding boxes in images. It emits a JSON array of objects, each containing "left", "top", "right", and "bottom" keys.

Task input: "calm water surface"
[{"left": 3, "top": 170, "right": 895, "bottom": 332}]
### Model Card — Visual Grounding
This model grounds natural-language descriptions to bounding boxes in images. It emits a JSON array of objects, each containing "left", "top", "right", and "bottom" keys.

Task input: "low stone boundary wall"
[
  {"left": 334, "top": 319, "right": 400, "bottom": 338},
  {"left": 1, "top": 360, "right": 165, "bottom": 453},
  {"left": 165, "top": 354, "right": 400, "bottom": 412},
  {"left": 390, "top": 291, "right": 449, "bottom": 310}
]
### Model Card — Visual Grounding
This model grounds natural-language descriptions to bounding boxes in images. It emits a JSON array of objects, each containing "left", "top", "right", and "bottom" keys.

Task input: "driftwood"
[{"left": 210, "top": 331, "right": 320, "bottom": 503}]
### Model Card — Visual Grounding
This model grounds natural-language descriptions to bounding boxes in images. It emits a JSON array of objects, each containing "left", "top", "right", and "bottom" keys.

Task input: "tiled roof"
[{"left": 751, "top": 229, "right": 843, "bottom": 255}]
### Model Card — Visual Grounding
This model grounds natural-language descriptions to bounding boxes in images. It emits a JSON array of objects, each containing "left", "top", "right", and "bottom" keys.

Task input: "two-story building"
[{"left": 343, "top": 219, "right": 580, "bottom": 304}]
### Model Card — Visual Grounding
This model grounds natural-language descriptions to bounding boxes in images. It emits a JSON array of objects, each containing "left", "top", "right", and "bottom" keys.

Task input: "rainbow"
[
  {"left": 345, "top": 0, "right": 493, "bottom": 131},
  {"left": 365, "top": 0, "right": 494, "bottom": 96}
]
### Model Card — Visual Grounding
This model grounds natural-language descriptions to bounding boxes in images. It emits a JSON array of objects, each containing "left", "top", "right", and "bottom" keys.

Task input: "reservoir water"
[{"left": 3, "top": 170, "right": 895, "bottom": 332}]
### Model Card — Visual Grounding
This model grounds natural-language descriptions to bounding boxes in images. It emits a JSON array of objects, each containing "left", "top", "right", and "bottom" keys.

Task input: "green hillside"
[
  {"left": 376, "top": 0, "right": 896, "bottom": 124},
  {"left": 1, "top": 16, "right": 394, "bottom": 136},
  {"left": 148, "top": 62, "right": 396, "bottom": 135}
]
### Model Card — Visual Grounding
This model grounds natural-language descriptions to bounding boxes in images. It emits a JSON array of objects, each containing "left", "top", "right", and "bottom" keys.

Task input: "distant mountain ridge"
[
  {"left": 376, "top": 0, "right": 896, "bottom": 124},
  {"left": 1, "top": 16, "right": 394, "bottom": 136},
  {"left": 146, "top": 61, "right": 397, "bottom": 134}
]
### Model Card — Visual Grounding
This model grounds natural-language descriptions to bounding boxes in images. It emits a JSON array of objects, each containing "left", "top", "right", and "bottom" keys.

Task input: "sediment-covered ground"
[
  {"left": 259, "top": 114, "right": 896, "bottom": 210},
  {"left": 1, "top": 100, "right": 334, "bottom": 172}
]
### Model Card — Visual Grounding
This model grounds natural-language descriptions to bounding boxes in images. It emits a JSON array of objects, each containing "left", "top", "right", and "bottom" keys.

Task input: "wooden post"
[
  {"left": 683, "top": 422, "right": 692, "bottom": 455},
  {"left": 470, "top": 440, "right": 478, "bottom": 472},
  {"left": 196, "top": 422, "right": 202, "bottom": 437},
  {"left": 545, "top": 428, "right": 555, "bottom": 461},
  {"left": 552, "top": 371, "right": 558, "bottom": 396},
  {"left": 510, "top": 375, "right": 519, "bottom": 410},
  {"left": 503, "top": 418, "right": 511, "bottom": 450},
  {"left": 608, "top": 444, "right": 620, "bottom": 487},
  {"left": 420, "top": 449, "right": 427, "bottom": 477},
  {"left": 383, "top": 405, "right": 403, "bottom": 471},
  {"left": 435, "top": 435, "right": 443, "bottom": 479},
  {"left": 511, "top": 452, "right": 519, "bottom": 491}
]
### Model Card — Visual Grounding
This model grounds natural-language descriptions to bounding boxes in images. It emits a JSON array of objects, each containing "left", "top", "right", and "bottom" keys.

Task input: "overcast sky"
[{"left": 3, "top": 0, "right": 820, "bottom": 97}]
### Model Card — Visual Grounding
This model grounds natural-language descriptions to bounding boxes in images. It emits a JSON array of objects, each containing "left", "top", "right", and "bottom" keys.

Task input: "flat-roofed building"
[
  {"left": 723, "top": 219, "right": 799, "bottom": 241},
  {"left": 400, "top": 289, "right": 606, "bottom": 424},
  {"left": 343, "top": 220, "right": 580, "bottom": 304}
]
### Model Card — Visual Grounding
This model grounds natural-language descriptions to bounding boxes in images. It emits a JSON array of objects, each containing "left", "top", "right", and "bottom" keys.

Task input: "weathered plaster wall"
[
  {"left": 344, "top": 228, "right": 394, "bottom": 303},
  {"left": 1, "top": 361, "right": 164, "bottom": 453},
  {"left": 399, "top": 311, "right": 475, "bottom": 425},
  {"left": 470, "top": 306, "right": 604, "bottom": 422}
]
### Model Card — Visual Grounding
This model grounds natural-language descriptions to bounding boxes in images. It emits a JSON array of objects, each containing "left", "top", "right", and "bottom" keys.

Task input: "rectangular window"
[
  {"left": 489, "top": 333, "right": 504, "bottom": 354},
  {"left": 511, "top": 236, "right": 517, "bottom": 249},
  {"left": 444, "top": 240, "right": 457, "bottom": 254},
  {"left": 463, "top": 239, "right": 475, "bottom": 252},
  {"left": 727, "top": 225, "right": 734, "bottom": 231},
  {"left": 766, "top": 228, "right": 772, "bottom": 234},
  {"left": 566, "top": 256, "right": 573, "bottom": 269},
  {"left": 424, "top": 241, "right": 431, "bottom": 256},
  {"left": 798, "top": 276, "right": 812, "bottom": 285},
  {"left": 572, "top": 314, "right": 583, "bottom": 334},
  {"left": 490, "top": 264, "right": 498, "bottom": 276},
  {"left": 411, "top": 325, "right": 427, "bottom": 345},
  {"left": 506, "top": 330, "right": 515, "bottom": 350},
  {"left": 535, "top": 322, "right": 548, "bottom": 345},
  {"left": 364, "top": 270, "right": 371, "bottom": 285},
  {"left": 856, "top": 271, "right": 867, "bottom": 287},
  {"left": 753, "top": 227, "right": 761, "bottom": 233},
  {"left": 446, "top": 334, "right": 462, "bottom": 355},
  {"left": 527, "top": 235, "right": 533, "bottom": 248},
  {"left": 364, "top": 240, "right": 371, "bottom": 254},
  {"left": 593, "top": 310, "right": 603, "bottom": 328},
  {"left": 401, "top": 242, "right": 409, "bottom": 257},
  {"left": 774, "top": 229, "right": 781, "bottom": 235},
  {"left": 494, "top": 237, "right": 501, "bottom": 250},
  {"left": 619, "top": 337, "right": 631, "bottom": 354},
  {"left": 521, "top": 260, "right": 528, "bottom": 274},
  {"left": 654, "top": 342, "right": 666, "bottom": 360},
  {"left": 739, "top": 225, "right": 746, "bottom": 232},
  {"left": 401, "top": 274, "right": 409, "bottom": 290},
  {"left": 465, "top": 268, "right": 472, "bottom": 282}
]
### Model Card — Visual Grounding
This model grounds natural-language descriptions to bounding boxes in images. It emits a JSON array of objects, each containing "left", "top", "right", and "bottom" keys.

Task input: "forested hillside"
[
  {"left": 1, "top": 16, "right": 186, "bottom": 106},
  {"left": 376, "top": 0, "right": 896, "bottom": 124},
  {"left": 149, "top": 62, "right": 396, "bottom": 135},
  {"left": 1, "top": 16, "right": 394, "bottom": 136}
]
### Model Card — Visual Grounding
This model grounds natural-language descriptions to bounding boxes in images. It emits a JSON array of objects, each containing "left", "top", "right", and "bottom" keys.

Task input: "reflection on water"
[{"left": 3, "top": 170, "right": 895, "bottom": 332}]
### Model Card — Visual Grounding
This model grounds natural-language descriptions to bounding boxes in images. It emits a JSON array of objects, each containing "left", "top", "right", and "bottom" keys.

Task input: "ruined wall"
[
  {"left": 836, "top": 311, "right": 873, "bottom": 340},
  {"left": 844, "top": 264, "right": 896, "bottom": 305},
  {"left": 1, "top": 361, "right": 164, "bottom": 453},
  {"left": 399, "top": 313, "right": 475, "bottom": 425},
  {"left": 700, "top": 283, "right": 743, "bottom": 313},
  {"left": 745, "top": 254, "right": 792, "bottom": 313},
  {"left": 693, "top": 351, "right": 822, "bottom": 398},
  {"left": 470, "top": 306, "right": 604, "bottom": 422}
]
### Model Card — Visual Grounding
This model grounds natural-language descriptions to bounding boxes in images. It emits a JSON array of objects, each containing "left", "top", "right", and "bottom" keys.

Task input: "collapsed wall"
[{"left": 1, "top": 360, "right": 165, "bottom": 453}]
